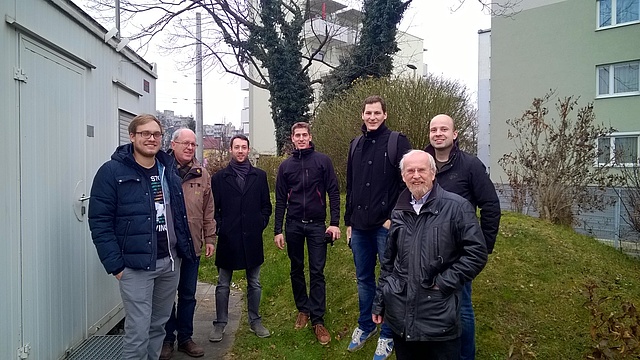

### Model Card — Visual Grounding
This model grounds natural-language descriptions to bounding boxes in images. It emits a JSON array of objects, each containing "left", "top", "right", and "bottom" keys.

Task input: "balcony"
[{"left": 303, "top": 18, "right": 359, "bottom": 46}]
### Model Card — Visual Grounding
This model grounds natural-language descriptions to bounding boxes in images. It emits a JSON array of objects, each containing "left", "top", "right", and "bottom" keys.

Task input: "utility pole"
[
  {"left": 195, "top": 12, "right": 204, "bottom": 161},
  {"left": 115, "top": 0, "right": 120, "bottom": 37}
]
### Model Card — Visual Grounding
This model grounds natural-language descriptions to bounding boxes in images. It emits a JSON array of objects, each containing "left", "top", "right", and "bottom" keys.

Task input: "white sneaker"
[
  {"left": 347, "top": 327, "right": 378, "bottom": 352},
  {"left": 373, "top": 337, "right": 394, "bottom": 360}
]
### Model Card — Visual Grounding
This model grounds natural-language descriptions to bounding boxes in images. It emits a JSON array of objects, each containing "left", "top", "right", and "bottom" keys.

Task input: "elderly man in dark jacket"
[
  {"left": 425, "top": 114, "right": 501, "bottom": 360},
  {"left": 89, "top": 114, "right": 195, "bottom": 360},
  {"left": 209, "top": 134, "right": 272, "bottom": 342},
  {"left": 372, "top": 150, "right": 487, "bottom": 360}
]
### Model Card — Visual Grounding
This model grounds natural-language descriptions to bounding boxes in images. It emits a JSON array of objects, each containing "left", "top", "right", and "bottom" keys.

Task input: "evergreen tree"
[{"left": 322, "top": 0, "right": 412, "bottom": 101}]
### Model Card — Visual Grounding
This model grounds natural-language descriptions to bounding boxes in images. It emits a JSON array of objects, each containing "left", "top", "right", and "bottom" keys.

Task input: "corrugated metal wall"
[{"left": 1, "top": 0, "right": 157, "bottom": 358}]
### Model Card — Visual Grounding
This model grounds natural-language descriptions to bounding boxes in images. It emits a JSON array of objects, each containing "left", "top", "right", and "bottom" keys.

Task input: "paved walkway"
[{"left": 171, "top": 281, "right": 242, "bottom": 360}]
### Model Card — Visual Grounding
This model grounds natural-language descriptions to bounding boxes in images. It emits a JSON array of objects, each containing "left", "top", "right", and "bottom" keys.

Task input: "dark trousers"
[
  {"left": 164, "top": 256, "right": 200, "bottom": 345},
  {"left": 392, "top": 333, "right": 460, "bottom": 360},
  {"left": 460, "top": 281, "right": 476, "bottom": 359},
  {"left": 285, "top": 220, "right": 327, "bottom": 325}
]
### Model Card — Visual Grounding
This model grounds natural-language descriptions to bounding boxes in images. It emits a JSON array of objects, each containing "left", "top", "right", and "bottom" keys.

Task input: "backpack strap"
[
  {"left": 350, "top": 132, "right": 400, "bottom": 166},
  {"left": 387, "top": 131, "right": 400, "bottom": 166},
  {"left": 349, "top": 135, "right": 363, "bottom": 161}
]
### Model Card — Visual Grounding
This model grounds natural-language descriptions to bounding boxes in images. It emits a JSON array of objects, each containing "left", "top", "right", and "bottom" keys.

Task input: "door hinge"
[
  {"left": 14, "top": 67, "right": 28, "bottom": 83},
  {"left": 17, "top": 343, "right": 31, "bottom": 359}
]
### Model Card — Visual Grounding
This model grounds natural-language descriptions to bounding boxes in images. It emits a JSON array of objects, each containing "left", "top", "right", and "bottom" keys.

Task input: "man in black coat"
[
  {"left": 209, "top": 134, "right": 272, "bottom": 342},
  {"left": 345, "top": 95, "right": 411, "bottom": 359},
  {"left": 274, "top": 122, "right": 341, "bottom": 345},
  {"left": 424, "top": 114, "right": 501, "bottom": 360}
]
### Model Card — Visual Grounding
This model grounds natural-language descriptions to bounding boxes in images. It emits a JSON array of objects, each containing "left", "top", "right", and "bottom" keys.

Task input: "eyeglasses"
[
  {"left": 174, "top": 141, "right": 198, "bottom": 148},
  {"left": 135, "top": 131, "right": 163, "bottom": 139}
]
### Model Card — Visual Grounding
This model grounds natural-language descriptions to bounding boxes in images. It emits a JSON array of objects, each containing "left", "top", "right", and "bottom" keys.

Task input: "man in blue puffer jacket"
[{"left": 89, "top": 114, "right": 195, "bottom": 360}]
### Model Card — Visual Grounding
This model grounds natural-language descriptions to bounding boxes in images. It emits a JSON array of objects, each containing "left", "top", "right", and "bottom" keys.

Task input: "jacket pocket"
[
  {"left": 381, "top": 276, "right": 406, "bottom": 329},
  {"left": 414, "top": 285, "right": 460, "bottom": 338},
  {"left": 115, "top": 175, "right": 144, "bottom": 204}
]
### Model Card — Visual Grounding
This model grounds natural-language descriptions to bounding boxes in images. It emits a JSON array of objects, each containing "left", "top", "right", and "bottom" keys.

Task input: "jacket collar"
[
  {"left": 361, "top": 122, "right": 388, "bottom": 139},
  {"left": 291, "top": 143, "right": 315, "bottom": 159},
  {"left": 424, "top": 139, "right": 460, "bottom": 172},
  {"left": 394, "top": 182, "right": 442, "bottom": 213}
]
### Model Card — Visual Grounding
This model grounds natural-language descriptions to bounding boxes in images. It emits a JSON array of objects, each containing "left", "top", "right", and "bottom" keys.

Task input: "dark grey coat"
[
  {"left": 372, "top": 184, "right": 487, "bottom": 341},
  {"left": 211, "top": 164, "right": 272, "bottom": 270}
]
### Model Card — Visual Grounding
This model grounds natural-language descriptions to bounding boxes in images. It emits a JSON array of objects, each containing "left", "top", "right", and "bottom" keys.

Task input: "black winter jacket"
[
  {"left": 274, "top": 145, "right": 340, "bottom": 235},
  {"left": 372, "top": 185, "right": 487, "bottom": 341},
  {"left": 425, "top": 141, "right": 501, "bottom": 253},
  {"left": 345, "top": 123, "right": 412, "bottom": 230},
  {"left": 88, "top": 144, "right": 195, "bottom": 275},
  {"left": 212, "top": 164, "right": 272, "bottom": 270}
]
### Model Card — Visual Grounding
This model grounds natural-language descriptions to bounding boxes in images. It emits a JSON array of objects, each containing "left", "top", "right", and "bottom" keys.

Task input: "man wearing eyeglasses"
[
  {"left": 161, "top": 128, "right": 216, "bottom": 359},
  {"left": 89, "top": 114, "right": 196, "bottom": 360}
]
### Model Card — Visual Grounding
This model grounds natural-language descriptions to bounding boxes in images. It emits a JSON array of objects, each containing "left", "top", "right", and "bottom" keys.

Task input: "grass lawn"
[{"left": 199, "top": 195, "right": 640, "bottom": 359}]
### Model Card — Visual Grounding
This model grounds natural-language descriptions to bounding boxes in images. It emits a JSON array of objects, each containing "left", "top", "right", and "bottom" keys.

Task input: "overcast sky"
[{"left": 76, "top": 1, "right": 490, "bottom": 126}]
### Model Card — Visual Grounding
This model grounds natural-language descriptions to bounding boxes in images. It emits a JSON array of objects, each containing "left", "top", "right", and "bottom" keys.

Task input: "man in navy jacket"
[
  {"left": 424, "top": 114, "right": 501, "bottom": 360},
  {"left": 89, "top": 114, "right": 195, "bottom": 360}
]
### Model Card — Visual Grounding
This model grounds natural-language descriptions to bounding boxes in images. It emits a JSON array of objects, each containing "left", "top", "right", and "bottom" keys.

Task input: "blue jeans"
[
  {"left": 350, "top": 227, "right": 393, "bottom": 338},
  {"left": 164, "top": 256, "right": 200, "bottom": 345},
  {"left": 285, "top": 220, "right": 327, "bottom": 325},
  {"left": 460, "top": 281, "right": 475, "bottom": 359},
  {"left": 214, "top": 266, "right": 262, "bottom": 326}
]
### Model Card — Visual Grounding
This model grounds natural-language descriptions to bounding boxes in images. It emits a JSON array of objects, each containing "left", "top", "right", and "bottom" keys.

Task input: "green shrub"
[
  {"left": 312, "top": 75, "right": 477, "bottom": 190},
  {"left": 256, "top": 154, "right": 286, "bottom": 191}
]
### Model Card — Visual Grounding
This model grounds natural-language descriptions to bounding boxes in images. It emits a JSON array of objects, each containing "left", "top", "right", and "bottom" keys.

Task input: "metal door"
[{"left": 18, "top": 34, "right": 87, "bottom": 359}]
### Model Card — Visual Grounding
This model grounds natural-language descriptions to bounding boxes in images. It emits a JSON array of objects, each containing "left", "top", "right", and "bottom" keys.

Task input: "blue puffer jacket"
[{"left": 88, "top": 144, "right": 195, "bottom": 275}]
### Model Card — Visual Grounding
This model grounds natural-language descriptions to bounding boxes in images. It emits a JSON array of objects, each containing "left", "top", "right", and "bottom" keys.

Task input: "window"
[
  {"left": 598, "top": 133, "right": 640, "bottom": 165},
  {"left": 119, "top": 110, "right": 136, "bottom": 146},
  {"left": 598, "top": 0, "right": 640, "bottom": 27},
  {"left": 597, "top": 61, "right": 640, "bottom": 96}
]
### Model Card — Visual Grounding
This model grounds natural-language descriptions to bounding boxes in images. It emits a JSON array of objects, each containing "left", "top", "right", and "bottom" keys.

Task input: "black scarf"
[{"left": 229, "top": 158, "right": 250, "bottom": 189}]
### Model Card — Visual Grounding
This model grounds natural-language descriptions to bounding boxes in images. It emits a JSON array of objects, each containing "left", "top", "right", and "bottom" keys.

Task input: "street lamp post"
[{"left": 406, "top": 63, "right": 417, "bottom": 78}]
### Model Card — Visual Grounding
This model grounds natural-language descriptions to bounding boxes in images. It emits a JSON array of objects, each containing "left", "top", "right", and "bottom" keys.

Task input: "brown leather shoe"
[
  {"left": 294, "top": 312, "right": 310, "bottom": 329},
  {"left": 313, "top": 324, "right": 331, "bottom": 345},
  {"left": 159, "top": 342, "right": 174, "bottom": 360},
  {"left": 177, "top": 339, "right": 204, "bottom": 358}
]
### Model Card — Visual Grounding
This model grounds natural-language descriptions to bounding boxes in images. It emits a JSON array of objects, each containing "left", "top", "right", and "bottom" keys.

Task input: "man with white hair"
[
  {"left": 161, "top": 128, "right": 216, "bottom": 359},
  {"left": 372, "top": 150, "right": 487, "bottom": 360}
]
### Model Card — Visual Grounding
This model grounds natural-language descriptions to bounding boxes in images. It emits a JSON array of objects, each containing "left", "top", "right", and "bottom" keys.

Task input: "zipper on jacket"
[
  {"left": 384, "top": 151, "right": 388, "bottom": 174},
  {"left": 302, "top": 156, "right": 307, "bottom": 220},
  {"left": 160, "top": 165, "right": 175, "bottom": 271}
]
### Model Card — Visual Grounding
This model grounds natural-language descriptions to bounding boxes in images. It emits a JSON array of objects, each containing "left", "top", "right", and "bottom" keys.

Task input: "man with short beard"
[
  {"left": 209, "top": 134, "right": 272, "bottom": 342},
  {"left": 89, "top": 114, "right": 195, "bottom": 360},
  {"left": 372, "top": 150, "right": 487, "bottom": 360}
]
